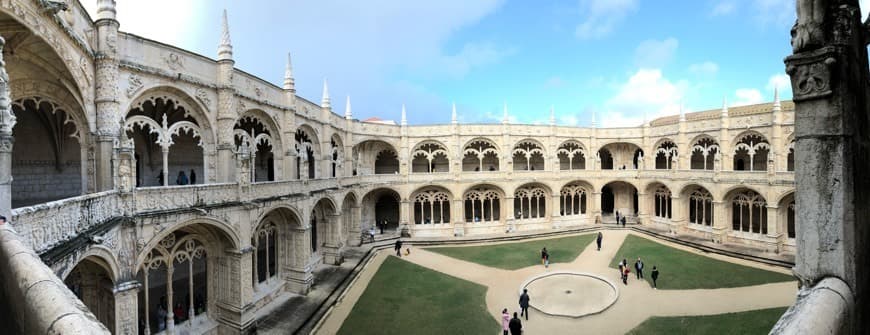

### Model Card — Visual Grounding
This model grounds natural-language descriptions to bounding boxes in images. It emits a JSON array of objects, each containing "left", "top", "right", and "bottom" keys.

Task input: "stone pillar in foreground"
[
  {"left": 0, "top": 35, "right": 14, "bottom": 216},
  {"left": 113, "top": 281, "right": 139, "bottom": 335}
]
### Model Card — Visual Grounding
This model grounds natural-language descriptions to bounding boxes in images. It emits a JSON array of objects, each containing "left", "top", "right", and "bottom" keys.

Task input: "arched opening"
[
  {"left": 778, "top": 193, "right": 796, "bottom": 239},
  {"left": 374, "top": 150, "right": 400, "bottom": 174},
  {"left": 462, "top": 139, "right": 499, "bottom": 171},
  {"left": 341, "top": 193, "right": 358, "bottom": 245},
  {"left": 464, "top": 185, "right": 502, "bottom": 223},
  {"left": 787, "top": 140, "right": 795, "bottom": 172},
  {"left": 654, "top": 140, "right": 678, "bottom": 170},
  {"left": 648, "top": 184, "right": 672, "bottom": 220},
  {"left": 137, "top": 224, "right": 236, "bottom": 335},
  {"left": 65, "top": 257, "right": 115, "bottom": 332},
  {"left": 729, "top": 189, "right": 768, "bottom": 234},
  {"left": 361, "top": 188, "right": 401, "bottom": 233},
  {"left": 560, "top": 182, "right": 589, "bottom": 216},
  {"left": 557, "top": 141, "right": 586, "bottom": 170},
  {"left": 411, "top": 142, "right": 450, "bottom": 173},
  {"left": 601, "top": 181, "right": 638, "bottom": 218},
  {"left": 125, "top": 94, "right": 205, "bottom": 187},
  {"left": 11, "top": 97, "right": 84, "bottom": 207},
  {"left": 295, "top": 128, "right": 316, "bottom": 179},
  {"left": 412, "top": 187, "right": 451, "bottom": 224},
  {"left": 330, "top": 136, "right": 343, "bottom": 178},
  {"left": 311, "top": 198, "right": 337, "bottom": 256},
  {"left": 690, "top": 137, "right": 719, "bottom": 170},
  {"left": 598, "top": 149, "right": 613, "bottom": 170},
  {"left": 733, "top": 133, "right": 770, "bottom": 171},
  {"left": 512, "top": 140, "right": 545, "bottom": 171},
  {"left": 513, "top": 184, "right": 548, "bottom": 220},
  {"left": 234, "top": 115, "right": 276, "bottom": 182},
  {"left": 684, "top": 185, "right": 714, "bottom": 226},
  {"left": 599, "top": 143, "right": 643, "bottom": 170}
]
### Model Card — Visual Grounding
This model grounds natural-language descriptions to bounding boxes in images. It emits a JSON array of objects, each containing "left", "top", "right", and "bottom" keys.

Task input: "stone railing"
[
  {"left": 771, "top": 277, "right": 852, "bottom": 334},
  {"left": 0, "top": 226, "right": 110, "bottom": 334}
]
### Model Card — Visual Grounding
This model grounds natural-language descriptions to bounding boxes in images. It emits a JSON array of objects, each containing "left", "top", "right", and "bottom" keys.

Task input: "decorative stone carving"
[
  {"left": 791, "top": 0, "right": 826, "bottom": 52},
  {"left": 125, "top": 74, "right": 143, "bottom": 98},
  {"left": 0, "top": 36, "right": 15, "bottom": 136},
  {"left": 786, "top": 47, "right": 835, "bottom": 102},
  {"left": 164, "top": 52, "right": 185, "bottom": 70},
  {"left": 195, "top": 87, "right": 211, "bottom": 108}
]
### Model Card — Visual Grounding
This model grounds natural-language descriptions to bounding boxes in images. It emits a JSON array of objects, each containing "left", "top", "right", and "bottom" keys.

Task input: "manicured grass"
[
  {"left": 337, "top": 256, "right": 498, "bottom": 335},
  {"left": 426, "top": 234, "right": 596, "bottom": 270},
  {"left": 626, "top": 307, "right": 788, "bottom": 335},
  {"left": 610, "top": 235, "right": 794, "bottom": 289}
]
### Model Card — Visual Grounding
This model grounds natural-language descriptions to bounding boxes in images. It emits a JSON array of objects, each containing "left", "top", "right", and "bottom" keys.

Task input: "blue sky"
[{"left": 81, "top": 1, "right": 869, "bottom": 127}]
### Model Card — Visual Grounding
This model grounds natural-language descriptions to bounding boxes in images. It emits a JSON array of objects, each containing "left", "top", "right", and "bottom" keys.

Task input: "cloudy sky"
[{"left": 81, "top": 1, "right": 870, "bottom": 127}]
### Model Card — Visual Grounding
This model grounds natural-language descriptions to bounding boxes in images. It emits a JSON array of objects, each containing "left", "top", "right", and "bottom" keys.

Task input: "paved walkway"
[{"left": 315, "top": 230, "right": 797, "bottom": 335}]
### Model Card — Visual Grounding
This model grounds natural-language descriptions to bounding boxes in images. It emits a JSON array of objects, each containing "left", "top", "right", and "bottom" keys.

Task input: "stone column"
[
  {"left": 0, "top": 35, "right": 12, "bottom": 217},
  {"left": 452, "top": 199, "right": 465, "bottom": 236},
  {"left": 765, "top": 205, "right": 780, "bottom": 253},
  {"left": 503, "top": 196, "right": 514, "bottom": 231},
  {"left": 636, "top": 191, "right": 648, "bottom": 226},
  {"left": 348, "top": 205, "right": 362, "bottom": 246},
  {"left": 322, "top": 213, "right": 344, "bottom": 265},
  {"left": 712, "top": 200, "right": 728, "bottom": 243},
  {"left": 113, "top": 281, "right": 140, "bottom": 335},
  {"left": 399, "top": 199, "right": 411, "bottom": 237},
  {"left": 94, "top": 7, "right": 121, "bottom": 192},
  {"left": 285, "top": 227, "right": 313, "bottom": 294},
  {"left": 592, "top": 191, "right": 602, "bottom": 224},
  {"left": 670, "top": 195, "right": 685, "bottom": 233},
  {"left": 550, "top": 194, "right": 560, "bottom": 228},
  {"left": 217, "top": 247, "right": 256, "bottom": 332}
]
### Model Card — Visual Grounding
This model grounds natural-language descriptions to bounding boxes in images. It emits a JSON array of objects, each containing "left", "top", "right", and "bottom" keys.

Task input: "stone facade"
[{"left": 0, "top": 1, "right": 803, "bottom": 334}]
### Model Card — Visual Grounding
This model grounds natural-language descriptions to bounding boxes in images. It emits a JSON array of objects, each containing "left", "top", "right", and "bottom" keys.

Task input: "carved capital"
[
  {"left": 0, "top": 135, "right": 13, "bottom": 153},
  {"left": 785, "top": 47, "right": 836, "bottom": 102}
]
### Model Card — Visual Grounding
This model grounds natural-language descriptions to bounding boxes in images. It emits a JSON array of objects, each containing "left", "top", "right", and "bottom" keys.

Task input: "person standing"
[
  {"left": 189, "top": 169, "right": 196, "bottom": 184},
  {"left": 394, "top": 240, "right": 403, "bottom": 257},
  {"left": 621, "top": 215, "right": 626, "bottom": 227},
  {"left": 509, "top": 312, "right": 523, "bottom": 335},
  {"left": 618, "top": 259, "right": 624, "bottom": 276},
  {"left": 157, "top": 169, "right": 164, "bottom": 186},
  {"left": 380, "top": 219, "right": 386, "bottom": 234},
  {"left": 615, "top": 210, "right": 620, "bottom": 224},
  {"left": 176, "top": 171, "right": 188, "bottom": 185},
  {"left": 635, "top": 257, "right": 644, "bottom": 279},
  {"left": 519, "top": 289, "right": 530, "bottom": 320},
  {"left": 596, "top": 232, "right": 603, "bottom": 251},
  {"left": 622, "top": 267, "right": 630, "bottom": 285},
  {"left": 541, "top": 247, "right": 550, "bottom": 268},
  {"left": 501, "top": 308, "right": 510, "bottom": 335},
  {"left": 651, "top": 266, "right": 660, "bottom": 289}
]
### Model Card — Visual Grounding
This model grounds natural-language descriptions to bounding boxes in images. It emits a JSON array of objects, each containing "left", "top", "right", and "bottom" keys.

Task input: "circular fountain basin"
[{"left": 520, "top": 271, "right": 619, "bottom": 318}]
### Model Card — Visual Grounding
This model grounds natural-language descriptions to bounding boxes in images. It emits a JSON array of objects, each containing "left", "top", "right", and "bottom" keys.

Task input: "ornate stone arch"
[
  {"left": 411, "top": 140, "right": 450, "bottom": 173},
  {"left": 411, "top": 186, "right": 453, "bottom": 224},
  {"left": 557, "top": 140, "right": 587, "bottom": 170},
  {"left": 61, "top": 245, "right": 121, "bottom": 284},
  {"left": 512, "top": 139, "right": 546, "bottom": 171},
  {"left": 10, "top": 79, "right": 93, "bottom": 133},
  {"left": 135, "top": 217, "right": 241, "bottom": 270},
  {"left": 462, "top": 138, "right": 500, "bottom": 172},
  {"left": 235, "top": 109, "right": 282, "bottom": 181}
]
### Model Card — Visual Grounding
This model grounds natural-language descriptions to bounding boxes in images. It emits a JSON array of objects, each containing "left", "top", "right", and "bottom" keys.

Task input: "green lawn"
[
  {"left": 426, "top": 234, "right": 596, "bottom": 270},
  {"left": 626, "top": 307, "right": 788, "bottom": 335},
  {"left": 610, "top": 235, "right": 794, "bottom": 289},
  {"left": 337, "top": 256, "right": 498, "bottom": 335}
]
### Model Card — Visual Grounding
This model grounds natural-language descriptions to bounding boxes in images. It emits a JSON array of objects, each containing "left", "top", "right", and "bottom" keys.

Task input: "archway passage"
[
  {"left": 253, "top": 207, "right": 303, "bottom": 291},
  {"left": 513, "top": 184, "right": 548, "bottom": 219},
  {"left": 311, "top": 198, "right": 338, "bottom": 258},
  {"left": 690, "top": 137, "right": 719, "bottom": 170},
  {"left": 464, "top": 186, "right": 502, "bottom": 223},
  {"left": 362, "top": 188, "right": 401, "bottom": 233},
  {"left": 353, "top": 140, "right": 399, "bottom": 175},
  {"left": 599, "top": 143, "right": 643, "bottom": 170},
  {"left": 411, "top": 142, "right": 449, "bottom": 173},
  {"left": 684, "top": 186, "right": 714, "bottom": 226},
  {"left": 412, "top": 188, "right": 451, "bottom": 224},
  {"left": 65, "top": 257, "right": 115, "bottom": 332},
  {"left": 729, "top": 189, "right": 768, "bottom": 234},
  {"left": 557, "top": 142, "right": 586, "bottom": 170},
  {"left": 560, "top": 182, "right": 589, "bottom": 216},
  {"left": 601, "top": 181, "right": 638, "bottom": 218},
  {"left": 732, "top": 133, "right": 770, "bottom": 171},
  {"left": 235, "top": 115, "right": 276, "bottom": 182},
  {"left": 295, "top": 128, "right": 316, "bottom": 179},
  {"left": 11, "top": 97, "right": 83, "bottom": 207},
  {"left": 462, "top": 139, "right": 499, "bottom": 172},
  {"left": 512, "top": 140, "right": 545, "bottom": 171}
]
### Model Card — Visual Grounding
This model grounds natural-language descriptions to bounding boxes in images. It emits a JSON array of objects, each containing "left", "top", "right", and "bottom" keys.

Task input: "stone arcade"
[{"left": 0, "top": 0, "right": 865, "bottom": 334}]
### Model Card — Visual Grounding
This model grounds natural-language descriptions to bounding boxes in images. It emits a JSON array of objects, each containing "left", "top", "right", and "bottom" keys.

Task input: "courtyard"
[{"left": 316, "top": 230, "right": 796, "bottom": 335}]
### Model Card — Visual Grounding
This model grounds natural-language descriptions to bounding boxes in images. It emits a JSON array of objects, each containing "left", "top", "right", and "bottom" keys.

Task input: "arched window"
[
  {"left": 787, "top": 200, "right": 796, "bottom": 238},
  {"left": 731, "top": 190, "right": 768, "bottom": 234},
  {"left": 234, "top": 116, "right": 274, "bottom": 182},
  {"left": 653, "top": 186, "right": 672, "bottom": 219},
  {"left": 688, "top": 188, "right": 714, "bottom": 226},
  {"left": 560, "top": 184, "right": 587, "bottom": 216},
  {"left": 733, "top": 133, "right": 770, "bottom": 171},
  {"left": 295, "top": 129, "right": 315, "bottom": 179},
  {"left": 253, "top": 223, "right": 277, "bottom": 285},
  {"left": 787, "top": 141, "right": 795, "bottom": 172},
  {"left": 412, "top": 143, "right": 449, "bottom": 173},
  {"left": 463, "top": 139, "right": 499, "bottom": 172},
  {"left": 330, "top": 138, "right": 342, "bottom": 178},
  {"left": 655, "top": 141, "right": 678, "bottom": 170},
  {"left": 557, "top": 142, "right": 586, "bottom": 170},
  {"left": 514, "top": 186, "right": 547, "bottom": 219},
  {"left": 413, "top": 189, "right": 451, "bottom": 224},
  {"left": 598, "top": 149, "right": 613, "bottom": 170},
  {"left": 464, "top": 188, "right": 501, "bottom": 223},
  {"left": 374, "top": 150, "right": 399, "bottom": 174},
  {"left": 690, "top": 137, "right": 719, "bottom": 170},
  {"left": 512, "top": 141, "right": 545, "bottom": 171}
]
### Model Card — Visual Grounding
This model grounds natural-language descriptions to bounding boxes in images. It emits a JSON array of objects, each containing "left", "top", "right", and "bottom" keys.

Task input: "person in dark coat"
[
  {"left": 519, "top": 289, "right": 530, "bottom": 320},
  {"left": 394, "top": 240, "right": 403, "bottom": 257},
  {"left": 635, "top": 257, "right": 644, "bottom": 279},
  {"left": 621, "top": 215, "right": 626, "bottom": 227},
  {"left": 189, "top": 169, "right": 196, "bottom": 184},
  {"left": 596, "top": 232, "right": 603, "bottom": 251},
  {"left": 509, "top": 312, "right": 523, "bottom": 335},
  {"left": 541, "top": 247, "right": 550, "bottom": 268},
  {"left": 651, "top": 266, "right": 660, "bottom": 289}
]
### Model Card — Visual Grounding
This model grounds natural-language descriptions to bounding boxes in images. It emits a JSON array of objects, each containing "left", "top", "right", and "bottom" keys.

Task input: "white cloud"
[
  {"left": 559, "top": 114, "right": 581, "bottom": 126},
  {"left": 766, "top": 73, "right": 790, "bottom": 91},
  {"left": 688, "top": 61, "right": 719, "bottom": 76},
  {"left": 862, "top": 0, "right": 870, "bottom": 20},
  {"left": 733, "top": 88, "right": 764, "bottom": 106},
  {"left": 755, "top": 0, "right": 795, "bottom": 27},
  {"left": 575, "top": 0, "right": 639, "bottom": 39},
  {"left": 602, "top": 69, "right": 688, "bottom": 127},
  {"left": 635, "top": 38, "right": 679, "bottom": 68},
  {"left": 82, "top": 1, "right": 208, "bottom": 48},
  {"left": 711, "top": 1, "right": 736, "bottom": 16},
  {"left": 438, "top": 42, "right": 515, "bottom": 78}
]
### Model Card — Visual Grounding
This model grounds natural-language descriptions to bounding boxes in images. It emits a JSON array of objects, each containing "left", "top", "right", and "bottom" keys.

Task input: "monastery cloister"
[{"left": 6, "top": 1, "right": 858, "bottom": 335}]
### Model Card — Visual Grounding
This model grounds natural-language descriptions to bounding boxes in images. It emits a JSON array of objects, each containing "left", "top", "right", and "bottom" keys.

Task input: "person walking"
[
  {"left": 618, "top": 259, "right": 624, "bottom": 276},
  {"left": 541, "top": 247, "right": 550, "bottom": 268},
  {"left": 394, "top": 240, "right": 403, "bottom": 257},
  {"left": 635, "top": 257, "right": 644, "bottom": 279},
  {"left": 651, "top": 266, "right": 660, "bottom": 289},
  {"left": 519, "top": 289, "right": 530, "bottom": 320},
  {"left": 501, "top": 308, "right": 510, "bottom": 335},
  {"left": 509, "top": 312, "right": 523, "bottom": 335},
  {"left": 622, "top": 266, "right": 630, "bottom": 285},
  {"left": 596, "top": 232, "right": 603, "bottom": 251}
]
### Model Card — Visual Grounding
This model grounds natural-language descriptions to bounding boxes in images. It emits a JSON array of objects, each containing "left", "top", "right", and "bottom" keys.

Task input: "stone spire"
[
  {"left": 643, "top": 109, "right": 649, "bottom": 126},
  {"left": 217, "top": 9, "right": 233, "bottom": 61},
  {"left": 773, "top": 86, "right": 781, "bottom": 112},
  {"left": 502, "top": 102, "right": 509, "bottom": 124},
  {"left": 721, "top": 96, "right": 729, "bottom": 117},
  {"left": 549, "top": 105, "right": 556, "bottom": 125},
  {"left": 679, "top": 100, "right": 686, "bottom": 122},
  {"left": 345, "top": 96, "right": 352, "bottom": 120},
  {"left": 451, "top": 102, "right": 458, "bottom": 124},
  {"left": 95, "top": 0, "right": 117, "bottom": 21},
  {"left": 283, "top": 53, "right": 295, "bottom": 91},
  {"left": 591, "top": 109, "right": 597, "bottom": 128},
  {"left": 321, "top": 78, "right": 330, "bottom": 109},
  {"left": 401, "top": 104, "right": 407, "bottom": 126}
]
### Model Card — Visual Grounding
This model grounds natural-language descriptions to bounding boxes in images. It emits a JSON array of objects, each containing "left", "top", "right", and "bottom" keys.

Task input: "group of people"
[
  {"left": 615, "top": 211, "right": 627, "bottom": 226},
  {"left": 394, "top": 239, "right": 410, "bottom": 257},
  {"left": 501, "top": 289, "right": 531, "bottom": 334},
  {"left": 155, "top": 169, "right": 197, "bottom": 186},
  {"left": 617, "top": 257, "right": 660, "bottom": 288}
]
